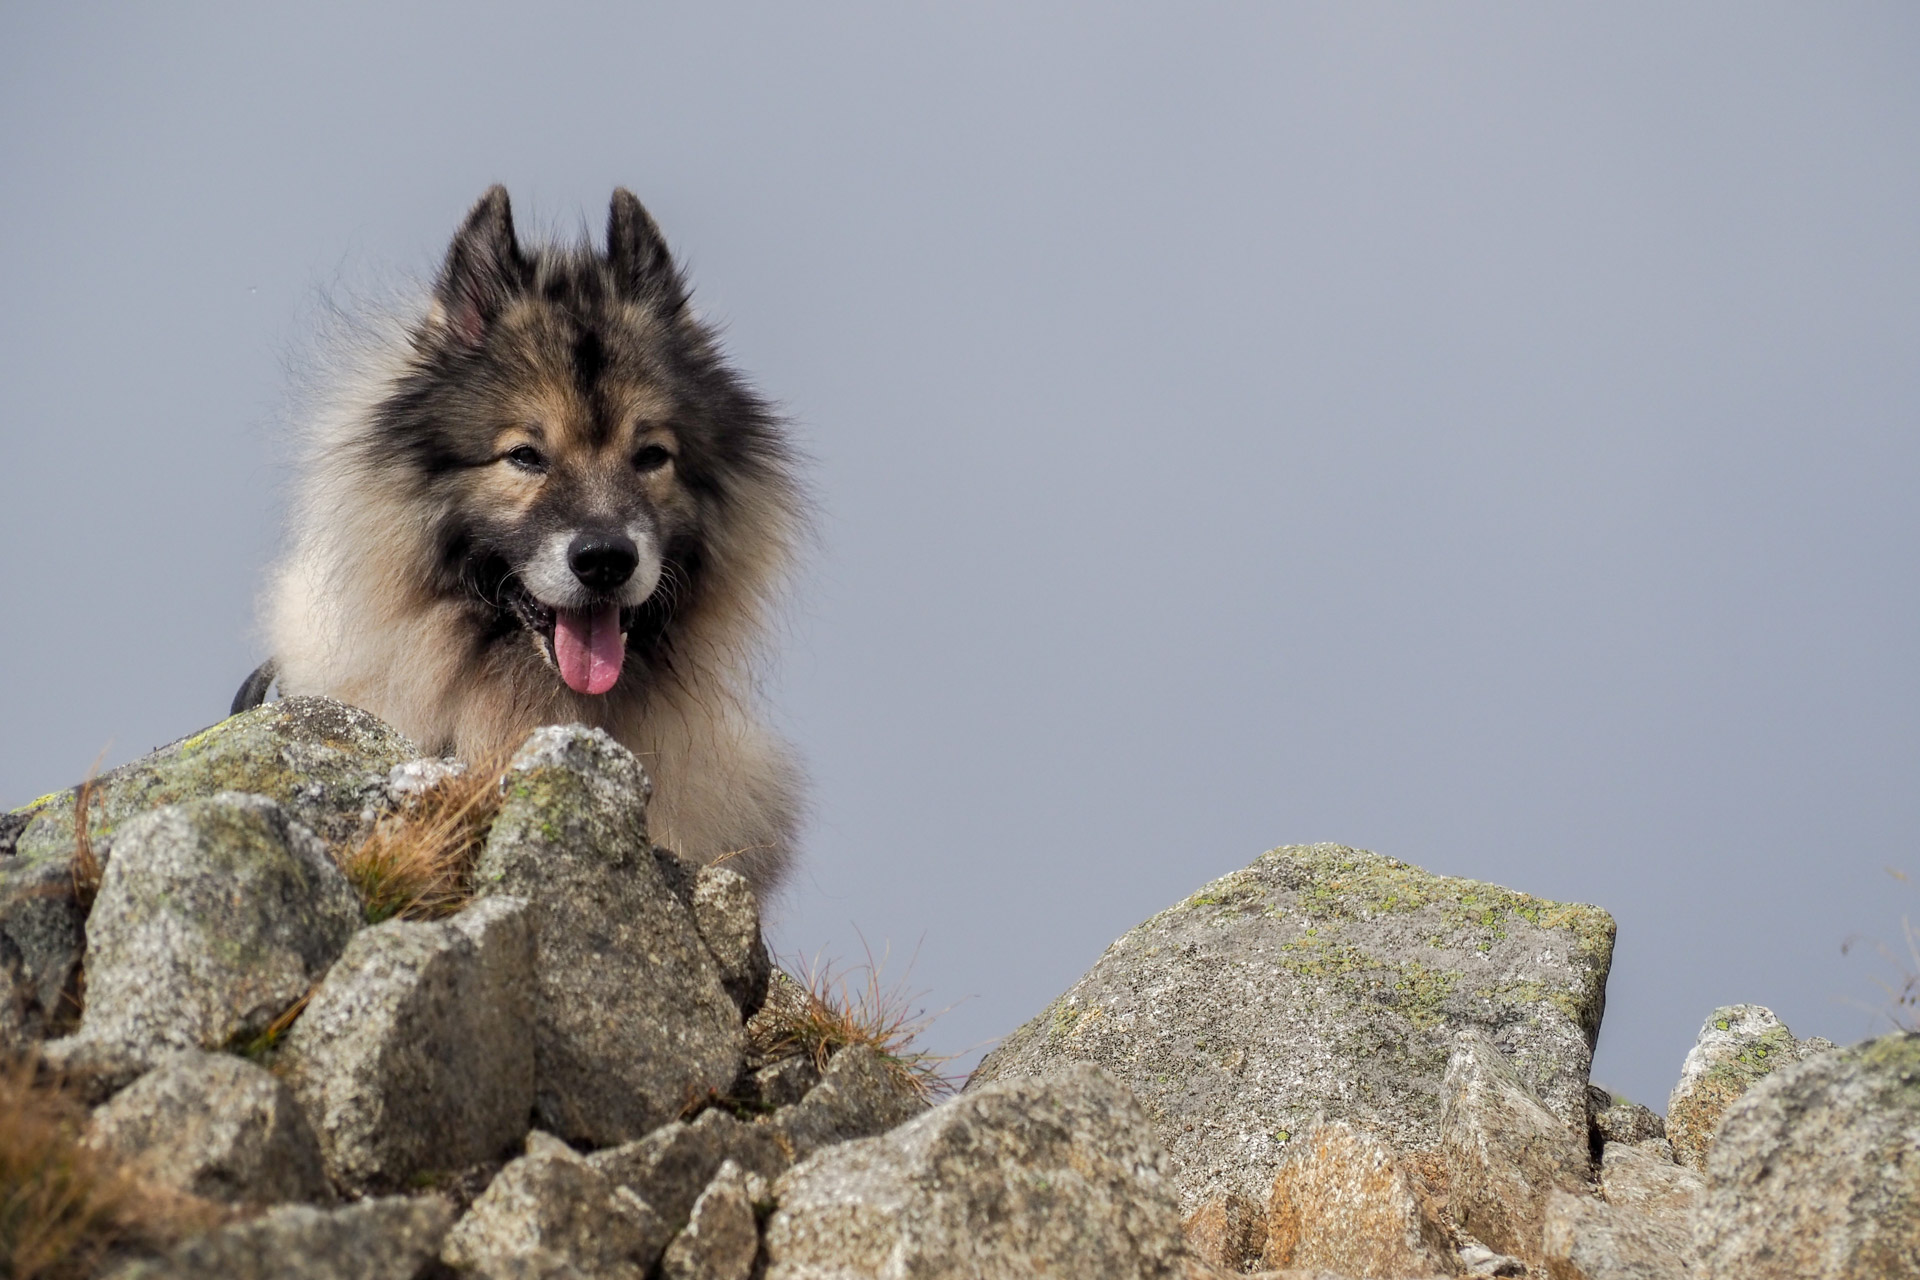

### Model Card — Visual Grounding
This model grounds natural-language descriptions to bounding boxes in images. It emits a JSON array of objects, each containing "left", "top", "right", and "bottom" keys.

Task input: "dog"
[{"left": 243, "top": 186, "right": 805, "bottom": 893}]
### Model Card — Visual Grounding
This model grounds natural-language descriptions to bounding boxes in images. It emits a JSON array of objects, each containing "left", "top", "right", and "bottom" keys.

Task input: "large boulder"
[
  {"left": 281, "top": 896, "right": 536, "bottom": 1192},
  {"left": 471, "top": 726, "right": 744, "bottom": 1147},
  {"left": 1695, "top": 1030, "right": 1920, "bottom": 1278},
  {"left": 763, "top": 1064, "right": 1191, "bottom": 1280},
  {"left": 971, "top": 843, "right": 1615, "bottom": 1207},
  {"left": 84, "top": 1050, "right": 331, "bottom": 1206},
  {"left": 1665, "top": 1003, "right": 1833, "bottom": 1171},
  {"left": 52, "top": 793, "right": 362, "bottom": 1067},
  {"left": 8, "top": 696, "right": 415, "bottom": 865}
]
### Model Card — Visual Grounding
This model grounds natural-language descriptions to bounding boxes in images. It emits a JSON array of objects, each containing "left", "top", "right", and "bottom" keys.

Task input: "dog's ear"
[
  {"left": 607, "top": 189, "right": 687, "bottom": 313},
  {"left": 431, "top": 185, "right": 524, "bottom": 347}
]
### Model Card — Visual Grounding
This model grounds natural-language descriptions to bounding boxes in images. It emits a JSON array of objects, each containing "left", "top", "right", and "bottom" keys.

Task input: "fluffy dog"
[{"left": 252, "top": 186, "right": 804, "bottom": 892}]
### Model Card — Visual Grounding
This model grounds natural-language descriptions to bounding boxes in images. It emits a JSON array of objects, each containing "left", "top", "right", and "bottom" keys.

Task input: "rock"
[
  {"left": 764, "top": 1064, "right": 1190, "bottom": 1280},
  {"left": 1181, "top": 1192, "right": 1268, "bottom": 1274},
  {"left": 9, "top": 696, "right": 415, "bottom": 867},
  {"left": 1587, "top": 1084, "right": 1664, "bottom": 1149},
  {"left": 589, "top": 1108, "right": 787, "bottom": 1234},
  {"left": 54, "top": 793, "right": 361, "bottom": 1066},
  {"left": 1260, "top": 1121, "right": 1458, "bottom": 1277},
  {"left": 440, "top": 1143, "right": 671, "bottom": 1280},
  {"left": 1665, "top": 1003, "right": 1833, "bottom": 1171},
  {"left": 660, "top": 1159, "right": 760, "bottom": 1280},
  {"left": 1541, "top": 1190, "right": 1691, "bottom": 1280},
  {"left": 0, "top": 851, "right": 86, "bottom": 1049},
  {"left": 971, "top": 844, "right": 1615, "bottom": 1207},
  {"left": 1598, "top": 1141, "right": 1702, "bottom": 1235},
  {"left": 281, "top": 895, "right": 536, "bottom": 1192},
  {"left": 84, "top": 1050, "right": 330, "bottom": 1205},
  {"left": 1696, "top": 1030, "right": 1920, "bottom": 1278},
  {"left": 770, "top": 1042, "right": 930, "bottom": 1162},
  {"left": 114, "top": 1194, "right": 453, "bottom": 1280},
  {"left": 690, "top": 864, "right": 771, "bottom": 1015},
  {"left": 746, "top": 1055, "right": 820, "bottom": 1111},
  {"left": 1459, "top": 1241, "right": 1528, "bottom": 1276},
  {"left": 472, "top": 726, "right": 743, "bottom": 1146},
  {"left": 1441, "top": 1030, "right": 1590, "bottom": 1270}
]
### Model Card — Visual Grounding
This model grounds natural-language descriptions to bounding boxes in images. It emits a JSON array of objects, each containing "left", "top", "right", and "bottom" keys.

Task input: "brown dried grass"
[
  {"left": 752, "top": 944, "right": 959, "bottom": 1101},
  {"left": 336, "top": 758, "right": 507, "bottom": 924},
  {"left": 0, "top": 1058, "right": 223, "bottom": 1279}
]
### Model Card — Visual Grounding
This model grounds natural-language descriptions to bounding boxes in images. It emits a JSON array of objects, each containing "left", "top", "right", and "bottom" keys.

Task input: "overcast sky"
[{"left": 3, "top": 4, "right": 1917, "bottom": 1111}]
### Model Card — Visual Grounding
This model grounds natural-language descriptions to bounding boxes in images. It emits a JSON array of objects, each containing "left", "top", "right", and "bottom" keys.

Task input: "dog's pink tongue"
[{"left": 554, "top": 603, "right": 624, "bottom": 695}]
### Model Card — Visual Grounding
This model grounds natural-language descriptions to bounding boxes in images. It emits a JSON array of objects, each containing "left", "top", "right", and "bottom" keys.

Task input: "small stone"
[
  {"left": 1696, "top": 1030, "right": 1920, "bottom": 1278},
  {"left": 771, "top": 1043, "right": 928, "bottom": 1162},
  {"left": 589, "top": 1109, "right": 786, "bottom": 1233},
  {"left": 1181, "top": 1192, "right": 1268, "bottom": 1273},
  {"left": 115, "top": 1194, "right": 453, "bottom": 1280},
  {"left": 1586, "top": 1084, "right": 1664, "bottom": 1149},
  {"left": 1541, "top": 1189, "right": 1691, "bottom": 1280},
  {"left": 55, "top": 793, "right": 361, "bottom": 1066},
  {"left": 1259, "top": 1122, "right": 1456, "bottom": 1277},
  {"left": 441, "top": 1146, "right": 671, "bottom": 1280},
  {"left": 690, "top": 864, "right": 771, "bottom": 1015},
  {"left": 970, "top": 844, "right": 1615, "bottom": 1209},
  {"left": 1665, "top": 1003, "right": 1832, "bottom": 1171},
  {"left": 1598, "top": 1141, "right": 1702, "bottom": 1234},
  {"left": 85, "top": 1050, "right": 330, "bottom": 1205},
  {"left": 1441, "top": 1029, "right": 1590, "bottom": 1270},
  {"left": 661, "top": 1159, "right": 760, "bottom": 1280},
  {"left": 764, "top": 1064, "right": 1189, "bottom": 1280},
  {"left": 282, "top": 896, "right": 536, "bottom": 1192},
  {"left": 1459, "top": 1241, "right": 1528, "bottom": 1276},
  {"left": 747, "top": 1055, "right": 820, "bottom": 1110},
  {"left": 472, "top": 726, "right": 743, "bottom": 1147}
]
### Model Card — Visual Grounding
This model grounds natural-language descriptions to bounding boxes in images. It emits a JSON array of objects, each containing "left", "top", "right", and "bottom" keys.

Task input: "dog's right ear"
[{"left": 430, "top": 185, "right": 524, "bottom": 347}]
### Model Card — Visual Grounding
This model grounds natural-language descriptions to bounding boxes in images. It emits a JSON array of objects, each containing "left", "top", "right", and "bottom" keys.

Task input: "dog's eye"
[
  {"left": 504, "top": 445, "right": 547, "bottom": 472},
  {"left": 633, "top": 444, "right": 673, "bottom": 472}
]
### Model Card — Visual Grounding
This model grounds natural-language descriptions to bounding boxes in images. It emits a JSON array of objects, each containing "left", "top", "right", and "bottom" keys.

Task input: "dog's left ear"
[
  {"left": 432, "top": 185, "right": 525, "bottom": 347},
  {"left": 607, "top": 189, "right": 688, "bottom": 313}
]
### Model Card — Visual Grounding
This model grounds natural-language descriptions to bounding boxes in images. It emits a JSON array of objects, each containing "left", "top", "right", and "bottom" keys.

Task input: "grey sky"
[{"left": 3, "top": 4, "right": 1916, "bottom": 1112}]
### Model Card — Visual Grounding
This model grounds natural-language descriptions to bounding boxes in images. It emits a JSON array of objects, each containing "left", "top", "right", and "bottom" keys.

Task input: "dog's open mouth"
[{"left": 505, "top": 582, "right": 636, "bottom": 696}]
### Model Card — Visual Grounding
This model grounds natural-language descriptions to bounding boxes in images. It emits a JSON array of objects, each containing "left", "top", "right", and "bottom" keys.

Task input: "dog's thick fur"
[{"left": 264, "top": 186, "right": 804, "bottom": 892}]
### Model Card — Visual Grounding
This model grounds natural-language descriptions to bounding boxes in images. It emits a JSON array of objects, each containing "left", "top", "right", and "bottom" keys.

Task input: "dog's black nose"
[{"left": 568, "top": 533, "right": 639, "bottom": 591}]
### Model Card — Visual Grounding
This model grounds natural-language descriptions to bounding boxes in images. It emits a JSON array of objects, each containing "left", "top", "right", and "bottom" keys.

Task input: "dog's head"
[{"left": 365, "top": 186, "right": 789, "bottom": 696}]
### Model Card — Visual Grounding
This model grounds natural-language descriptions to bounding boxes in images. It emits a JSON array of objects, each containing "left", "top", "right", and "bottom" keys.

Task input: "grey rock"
[
  {"left": 1541, "top": 1190, "right": 1690, "bottom": 1280},
  {"left": 747, "top": 1055, "right": 820, "bottom": 1111},
  {"left": 113, "top": 1194, "right": 453, "bottom": 1280},
  {"left": 384, "top": 755, "right": 468, "bottom": 801},
  {"left": 1599, "top": 1141, "right": 1702, "bottom": 1237},
  {"left": 0, "top": 851, "right": 86, "bottom": 1049},
  {"left": 764, "top": 1064, "right": 1189, "bottom": 1280},
  {"left": 472, "top": 726, "right": 744, "bottom": 1146},
  {"left": 691, "top": 864, "right": 771, "bottom": 1015},
  {"left": 1588, "top": 1084, "right": 1665, "bottom": 1148},
  {"left": 441, "top": 1144, "right": 671, "bottom": 1280},
  {"left": 54, "top": 793, "right": 361, "bottom": 1065},
  {"left": 85, "top": 1050, "right": 330, "bottom": 1205},
  {"left": 10, "top": 696, "right": 416, "bottom": 867},
  {"left": 971, "top": 844, "right": 1615, "bottom": 1208},
  {"left": 1696, "top": 1030, "right": 1920, "bottom": 1278},
  {"left": 1666, "top": 1003, "right": 1833, "bottom": 1171},
  {"left": 1460, "top": 1241, "right": 1529, "bottom": 1277},
  {"left": 771, "top": 1043, "right": 929, "bottom": 1163},
  {"left": 282, "top": 895, "right": 536, "bottom": 1192},
  {"left": 1441, "top": 1029, "right": 1591, "bottom": 1270},
  {"left": 589, "top": 1109, "right": 787, "bottom": 1233},
  {"left": 1259, "top": 1121, "right": 1458, "bottom": 1276},
  {"left": 1181, "top": 1192, "right": 1268, "bottom": 1274},
  {"left": 661, "top": 1159, "right": 760, "bottom": 1280}
]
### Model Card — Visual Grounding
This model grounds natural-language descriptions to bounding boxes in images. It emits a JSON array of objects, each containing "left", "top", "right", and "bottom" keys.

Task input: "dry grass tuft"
[
  {"left": 0, "top": 1057, "right": 223, "bottom": 1279},
  {"left": 69, "top": 770, "right": 104, "bottom": 912},
  {"left": 337, "top": 758, "right": 507, "bottom": 923},
  {"left": 751, "top": 943, "right": 959, "bottom": 1102}
]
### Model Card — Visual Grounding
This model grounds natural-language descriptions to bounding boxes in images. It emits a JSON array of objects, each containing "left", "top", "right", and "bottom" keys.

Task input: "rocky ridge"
[{"left": 1, "top": 695, "right": 1913, "bottom": 1278}]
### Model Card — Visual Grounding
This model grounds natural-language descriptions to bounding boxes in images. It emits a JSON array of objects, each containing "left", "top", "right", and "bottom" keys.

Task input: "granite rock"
[
  {"left": 441, "top": 1140, "right": 671, "bottom": 1280},
  {"left": 1666, "top": 1003, "right": 1833, "bottom": 1171},
  {"left": 1261, "top": 1121, "right": 1458, "bottom": 1277},
  {"left": 114, "top": 1194, "right": 453, "bottom": 1280},
  {"left": 660, "top": 1159, "right": 760, "bottom": 1280},
  {"left": 971, "top": 844, "right": 1614, "bottom": 1207}
]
